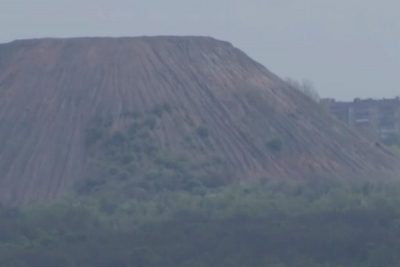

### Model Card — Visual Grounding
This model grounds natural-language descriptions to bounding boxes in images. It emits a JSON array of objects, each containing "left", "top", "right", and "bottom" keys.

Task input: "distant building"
[{"left": 321, "top": 97, "right": 400, "bottom": 142}]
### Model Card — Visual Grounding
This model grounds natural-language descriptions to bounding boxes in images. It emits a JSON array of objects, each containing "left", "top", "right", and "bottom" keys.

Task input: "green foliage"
[
  {"left": 62, "top": 111, "right": 400, "bottom": 267},
  {"left": 196, "top": 126, "right": 209, "bottom": 139},
  {"left": 384, "top": 134, "right": 400, "bottom": 157},
  {"left": 80, "top": 112, "right": 230, "bottom": 198},
  {"left": 382, "top": 133, "right": 400, "bottom": 147},
  {"left": 151, "top": 103, "right": 172, "bottom": 118},
  {"left": 266, "top": 136, "right": 283, "bottom": 152},
  {"left": 3, "top": 181, "right": 400, "bottom": 266},
  {"left": 286, "top": 77, "right": 320, "bottom": 102},
  {"left": 84, "top": 116, "right": 112, "bottom": 146}
]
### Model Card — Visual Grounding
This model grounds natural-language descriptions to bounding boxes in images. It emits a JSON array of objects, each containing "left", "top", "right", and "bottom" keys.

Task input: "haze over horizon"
[{"left": 1, "top": 0, "right": 399, "bottom": 100}]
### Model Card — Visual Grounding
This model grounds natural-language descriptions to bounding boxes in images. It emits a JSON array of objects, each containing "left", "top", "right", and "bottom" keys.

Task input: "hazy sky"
[{"left": 1, "top": 0, "right": 399, "bottom": 100}]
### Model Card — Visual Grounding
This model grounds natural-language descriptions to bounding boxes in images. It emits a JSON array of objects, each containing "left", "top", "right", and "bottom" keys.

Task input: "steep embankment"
[{"left": 0, "top": 36, "right": 398, "bottom": 205}]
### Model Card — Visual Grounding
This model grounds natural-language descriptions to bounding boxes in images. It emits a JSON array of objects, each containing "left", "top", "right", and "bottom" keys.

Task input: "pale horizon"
[{"left": 1, "top": 0, "right": 399, "bottom": 100}]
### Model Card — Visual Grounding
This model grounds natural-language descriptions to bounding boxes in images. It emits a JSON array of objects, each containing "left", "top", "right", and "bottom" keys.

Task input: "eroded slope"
[{"left": 0, "top": 37, "right": 398, "bottom": 204}]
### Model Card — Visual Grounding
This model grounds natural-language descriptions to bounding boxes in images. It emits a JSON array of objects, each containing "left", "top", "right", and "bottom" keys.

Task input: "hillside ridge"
[{"left": 0, "top": 36, "right": 398, "bottom": 205}]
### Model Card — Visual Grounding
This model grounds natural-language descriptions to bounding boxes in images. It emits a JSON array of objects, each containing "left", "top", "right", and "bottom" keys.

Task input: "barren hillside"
[{"left": 0, "top": 36, "right": 398, "bottom": 205}]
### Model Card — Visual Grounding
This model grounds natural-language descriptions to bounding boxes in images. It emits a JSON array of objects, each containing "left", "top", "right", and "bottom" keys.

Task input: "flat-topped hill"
[{"left": 0, "top": 36, "right": 398, "bottom": 205}]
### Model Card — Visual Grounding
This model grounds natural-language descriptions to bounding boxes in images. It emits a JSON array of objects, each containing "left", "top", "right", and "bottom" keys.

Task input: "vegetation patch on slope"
[{"left": 80, "top": 109, "right": 231, "bottom": 198}]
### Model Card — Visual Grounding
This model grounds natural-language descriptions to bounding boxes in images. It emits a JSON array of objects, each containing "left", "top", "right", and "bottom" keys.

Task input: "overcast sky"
[{"left": 1, "top": 0, "right": 399, "bottom": 100}]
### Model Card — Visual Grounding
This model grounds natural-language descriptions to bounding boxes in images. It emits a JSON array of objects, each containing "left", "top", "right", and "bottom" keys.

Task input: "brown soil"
[{"left": 0, "top": 36, "right": 398, "bottom": 205}]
